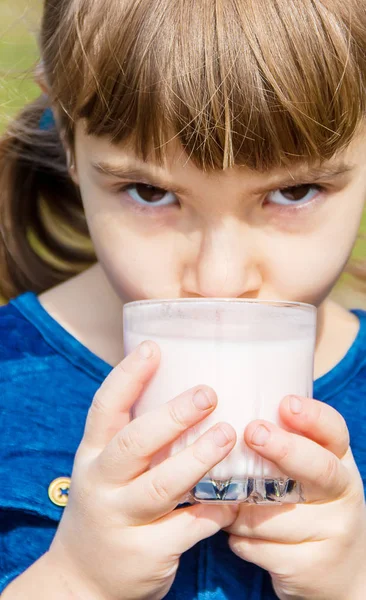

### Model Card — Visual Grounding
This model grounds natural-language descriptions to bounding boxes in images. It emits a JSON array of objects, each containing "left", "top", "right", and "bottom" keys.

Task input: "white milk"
[{"left": 124, "top": 327, "right": 314, "bottom": 481}]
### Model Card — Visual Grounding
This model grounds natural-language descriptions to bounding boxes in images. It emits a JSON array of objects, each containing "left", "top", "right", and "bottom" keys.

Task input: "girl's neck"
[
  {"left": 38, "top": 263, "right": 360, "bottom": 380},
  {"left": 40, "top": 264, "right": 125, "bottom": 366}
]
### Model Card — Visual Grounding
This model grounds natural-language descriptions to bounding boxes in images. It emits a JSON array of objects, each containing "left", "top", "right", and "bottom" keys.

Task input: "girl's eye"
[
  {"left": 124, "top": 183, "right": 177, "bottom": 206},
  {"left": 267, "top": 184, "right": 322, "bottom": 206}
]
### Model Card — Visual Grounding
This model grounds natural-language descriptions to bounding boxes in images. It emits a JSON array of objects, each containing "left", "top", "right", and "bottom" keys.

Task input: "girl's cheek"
[
  {"left": 97, "top": 230, "right": 184, "bottom": 300},
  {"left": 264, "top": 240, "right": 344, "bottom": 305}
]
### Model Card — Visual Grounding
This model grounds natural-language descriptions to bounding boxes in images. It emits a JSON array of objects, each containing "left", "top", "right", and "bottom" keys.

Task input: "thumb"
[{"left": 151, "top": 503, "right": 240, "bottom": 555}]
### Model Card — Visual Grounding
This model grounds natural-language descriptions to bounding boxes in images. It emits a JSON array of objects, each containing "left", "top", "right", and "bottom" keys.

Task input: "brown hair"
[{"left": 1, "top": 0, "right": 365, "bottom": 300}]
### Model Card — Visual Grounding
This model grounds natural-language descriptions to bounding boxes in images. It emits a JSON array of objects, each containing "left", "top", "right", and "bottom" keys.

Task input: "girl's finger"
[
  {"left": 97, "top": 385, "right": 219, "bottom": 484},
  {"left": 223, "top": 500, "right": 352, "bottom": 543},
  {"left": 119, "top": 422, "right": 237, "bottom": 524},
  {"left": 244, "top": 421, "right": 351, "bottom": 501},
  {"left": 82, "top": 341, "right": 160, "bottom": 449},
  {"left": 227, "top": 535, "right": 325, "bottom": 577},
  {"left": 279, "top": 396, "right": 350, "bottom": 459},
  {"left": 139, "top": 502, "right": 240, "bottom": 556}
]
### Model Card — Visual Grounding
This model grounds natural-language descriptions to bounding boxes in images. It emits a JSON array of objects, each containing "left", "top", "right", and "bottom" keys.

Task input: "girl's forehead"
[{"left": 76, "top": 120, "right": 364, "bottom": 187}]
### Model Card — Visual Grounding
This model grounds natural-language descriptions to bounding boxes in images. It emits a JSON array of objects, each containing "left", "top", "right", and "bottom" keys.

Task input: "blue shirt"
[{"left": 1, "top": 292, "right": 366, "bottom": 599}]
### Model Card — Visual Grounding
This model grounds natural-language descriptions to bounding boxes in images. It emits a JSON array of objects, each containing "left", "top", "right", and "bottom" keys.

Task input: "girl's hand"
[
  {"left": 224, "top": 396, "right": 366, "bottom": 600},
  {"left": 46, "top": 341, "right": 238, "bottom": 600}
]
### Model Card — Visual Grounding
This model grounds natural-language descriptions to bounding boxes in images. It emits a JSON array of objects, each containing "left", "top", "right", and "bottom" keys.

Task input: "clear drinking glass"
[{"left": 123, "top": 299, "right": 317, "bottom": 504}]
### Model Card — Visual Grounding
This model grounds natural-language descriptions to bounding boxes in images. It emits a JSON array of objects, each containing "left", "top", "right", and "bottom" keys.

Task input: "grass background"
[{"left": 0, "top": 0, "right": 365, "bottom": 306}]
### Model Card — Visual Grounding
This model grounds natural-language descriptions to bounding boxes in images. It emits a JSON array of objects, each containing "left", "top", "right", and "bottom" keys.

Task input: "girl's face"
[{"left": 73, "top": 122, "right": 366, "bottom": 307}]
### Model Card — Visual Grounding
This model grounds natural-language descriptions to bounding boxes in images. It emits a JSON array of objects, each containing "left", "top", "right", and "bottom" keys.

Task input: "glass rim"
[{"left": 124, "top": 298, "right": 316, "bottom": 312}]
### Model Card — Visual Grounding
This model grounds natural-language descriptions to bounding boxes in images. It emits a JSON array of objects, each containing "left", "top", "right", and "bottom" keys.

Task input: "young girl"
[{"left": 0, "top": 0, "right": 365, "bottom": 598}]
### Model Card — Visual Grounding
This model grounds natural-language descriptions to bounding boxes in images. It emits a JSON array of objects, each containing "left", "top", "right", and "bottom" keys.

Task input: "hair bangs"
[{"left": 44, "top": 0, "right": 366, "bottom": 171}]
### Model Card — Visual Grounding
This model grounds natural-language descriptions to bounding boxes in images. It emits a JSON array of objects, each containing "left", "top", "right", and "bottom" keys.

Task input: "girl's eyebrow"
[
  {"left": 267, "top": 162, "right": 356, "bottom": 191},
  {"left": 91, "top": 160, "right": 190, "bottom": 195},
  {"left": 91, "top": 159, "right": 355, "bottom": 194}
]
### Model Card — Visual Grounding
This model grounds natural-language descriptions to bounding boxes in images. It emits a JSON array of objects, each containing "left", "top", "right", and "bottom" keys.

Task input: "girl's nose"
[{"left": 182, "top": 220, "right": 263, "bottom": 298}]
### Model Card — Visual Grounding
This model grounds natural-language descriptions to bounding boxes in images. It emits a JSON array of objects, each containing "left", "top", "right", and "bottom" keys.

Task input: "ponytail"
[{"left": 0, "top": 96, "right": 95, "bottom": 301}]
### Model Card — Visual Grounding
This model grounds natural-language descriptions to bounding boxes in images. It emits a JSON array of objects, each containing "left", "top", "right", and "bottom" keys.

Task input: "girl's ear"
[
  {"left": 66, "top": 148, "right": 80, "bottom": 186},
  {"left": 34, "top": 61, "right": 49, "bottom": 96}
]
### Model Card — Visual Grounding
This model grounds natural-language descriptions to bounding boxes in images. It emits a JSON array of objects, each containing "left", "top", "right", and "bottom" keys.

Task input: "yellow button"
[{"left": 48, "top": 477, "right": 71, "bottom": 507}]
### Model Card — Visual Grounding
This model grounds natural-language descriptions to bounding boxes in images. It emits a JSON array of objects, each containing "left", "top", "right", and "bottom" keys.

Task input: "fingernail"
[
  {"left": 193, "top": 389, "right": 214, "bottom": 411},
  {"left": 214, "top": 424, "right": 233, "bottom": 447},
  {"left": 139, "top": 342, "right": 154, "bottom": 359},
  {"left": 289, "top": 396, "right": 303, "bottom": 414},
  {"left": 251, "top": 425, "right": 270, "bottom": 446}
]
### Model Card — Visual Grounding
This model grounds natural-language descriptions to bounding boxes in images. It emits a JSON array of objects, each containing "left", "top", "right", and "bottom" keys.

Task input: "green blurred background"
[
  {"left": 0, "top": 1, "right": 41, "bottom": 127},
  {"left": 0, "top": 0, "right": 365, "bottom": 307}
]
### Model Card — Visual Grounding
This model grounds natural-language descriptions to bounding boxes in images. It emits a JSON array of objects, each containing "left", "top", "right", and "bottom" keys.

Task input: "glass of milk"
[{"left": 123, "top": 299, "right": 316, "bottom": 504}]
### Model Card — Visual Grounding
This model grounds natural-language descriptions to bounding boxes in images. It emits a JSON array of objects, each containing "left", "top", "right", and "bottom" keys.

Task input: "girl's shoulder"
[
  {"left": 0, "top": 292, "right": 102, "bottom": 430},
  {"left": 315, "top": 306, "right": 366, "bottom": 395},
  {"left": 1, "top": 291, "right": 110, "bottom": 382},
  {"left": 0, "top": 293, "right": 59, "bottom": 367},
  {"left": 0, "top": 293, "right": 101, "bottom": 528}
]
